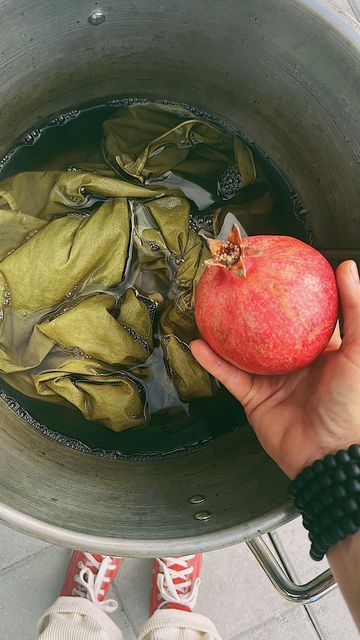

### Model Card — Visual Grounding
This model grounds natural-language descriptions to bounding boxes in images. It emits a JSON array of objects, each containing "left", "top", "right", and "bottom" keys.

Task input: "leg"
[
  {"left": 38, "top": 597, "right": 123, "bottom": 640},
  {"left": 139, "top": 609, "right": 222, "bottom": 640},
  {"left": 37, "top": 551, "right": 123, "bottom": 640},
  {"left": 139, "top": 555, "right": 222, "bottom": 640}
]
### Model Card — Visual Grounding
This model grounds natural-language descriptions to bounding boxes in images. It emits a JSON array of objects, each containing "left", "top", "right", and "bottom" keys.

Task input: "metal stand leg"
[{"left": 246, "top": 535, "right": 336, "bottom": 604}]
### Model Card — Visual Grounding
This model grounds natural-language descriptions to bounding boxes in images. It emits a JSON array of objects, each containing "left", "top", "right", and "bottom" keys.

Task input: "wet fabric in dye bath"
[{"left": 0, "top": 103, "right": 271, "bottom": 432}]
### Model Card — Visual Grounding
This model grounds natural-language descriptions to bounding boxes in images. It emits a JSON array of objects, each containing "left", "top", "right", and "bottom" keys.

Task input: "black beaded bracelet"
[{"left": 289, "top": 444, "right": 360, "bottom": 561}]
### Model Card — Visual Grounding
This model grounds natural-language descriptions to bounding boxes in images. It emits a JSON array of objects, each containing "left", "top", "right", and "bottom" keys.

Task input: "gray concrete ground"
[
  {"left": 0, "top": 517, "right": 359, "bottom": 639},
  {"left": 0, "top": 0, "right": 359, "bottom": 638}
]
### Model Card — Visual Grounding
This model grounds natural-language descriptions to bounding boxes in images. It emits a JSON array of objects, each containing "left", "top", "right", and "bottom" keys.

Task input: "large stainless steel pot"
[{"left": 0, "top": 0, "right": 359, "bottom": 575}]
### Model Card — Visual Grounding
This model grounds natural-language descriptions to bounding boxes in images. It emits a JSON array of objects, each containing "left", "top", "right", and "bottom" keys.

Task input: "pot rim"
[
  {"left": 298, "top": 0, "right": 360, "bottom": 45},
  {"left": 0, "top": 500, "right": 295, "bottom": 556}
]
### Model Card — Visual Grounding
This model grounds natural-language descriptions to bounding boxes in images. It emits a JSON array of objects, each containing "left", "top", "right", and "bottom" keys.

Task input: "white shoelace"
[
  {"left": 156, "top": 555, "right": 201, "bottom": 610},
  {"left": 72, "top": 553, "right": 118, "bottom": 613}
]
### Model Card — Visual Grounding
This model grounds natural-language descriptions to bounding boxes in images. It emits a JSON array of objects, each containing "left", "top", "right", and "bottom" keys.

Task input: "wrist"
[
  {"left": 291, "top": 437, "right": 360, "bottom": 479},
  {"left": 289, "top": 444, "right": 360, "bottom": 561}
]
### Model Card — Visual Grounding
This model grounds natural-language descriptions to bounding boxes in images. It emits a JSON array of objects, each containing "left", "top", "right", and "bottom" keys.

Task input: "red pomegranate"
[{"left": 195, "top": 225, "right": 338, "bottom": 375}]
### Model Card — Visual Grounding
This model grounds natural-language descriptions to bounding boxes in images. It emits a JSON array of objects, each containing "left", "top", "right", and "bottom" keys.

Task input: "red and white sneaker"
[
  {"left": 150, "top": 554, "right": 202, "bottom": 615},
  {"left": 60, "top": 551, "right": 123, "bottom": 613}
]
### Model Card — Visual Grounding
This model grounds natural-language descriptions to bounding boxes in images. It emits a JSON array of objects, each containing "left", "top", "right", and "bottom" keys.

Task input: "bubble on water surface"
[{"left": 217, "top": 164, "right": 243, "bottom": 200}]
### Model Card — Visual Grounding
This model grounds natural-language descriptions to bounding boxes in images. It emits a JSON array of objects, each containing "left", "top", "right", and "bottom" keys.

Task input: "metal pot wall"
[{"left": 0, "top": 0, "right": 359, "bottom": 558}]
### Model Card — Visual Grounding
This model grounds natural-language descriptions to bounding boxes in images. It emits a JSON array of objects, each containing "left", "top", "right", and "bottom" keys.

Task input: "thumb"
[
  {"left": 337, "top": 260, "right": 360, "bottom": 353},
  {"left": 190, "top": 339, "right": 253, "bottom": 403}
]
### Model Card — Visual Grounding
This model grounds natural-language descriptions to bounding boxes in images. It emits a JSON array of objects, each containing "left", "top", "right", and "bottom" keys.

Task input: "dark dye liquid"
[{"left": 0, "top": 99, "right": 310, "bottom": 458}]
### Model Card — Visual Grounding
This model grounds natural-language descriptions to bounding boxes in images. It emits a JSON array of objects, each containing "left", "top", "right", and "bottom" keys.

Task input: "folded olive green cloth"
[
  {"left": 0, "top": 168, "right": 158, "bottom": 221},
  {"left": 103, "top": 103, "right": 257, "bottom": 194},
  {"left": 133, "top": 191, "right": 215, "bottom": 400},
  {"left": 0, "top": 169, "right": 214, "bottom": 431},
  {"left": 0, "top": 104, "right": 273, "bottom": 433}
]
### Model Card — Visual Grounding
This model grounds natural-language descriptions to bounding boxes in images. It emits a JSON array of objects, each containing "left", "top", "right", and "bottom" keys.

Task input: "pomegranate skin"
[{"left": 195, "top": 235, "right": 338, "bottom": 375}]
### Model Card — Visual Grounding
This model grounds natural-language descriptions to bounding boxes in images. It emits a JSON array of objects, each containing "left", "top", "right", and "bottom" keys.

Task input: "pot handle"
[{"left": 246, "top": 535, "right": 336, "bottom": 604}]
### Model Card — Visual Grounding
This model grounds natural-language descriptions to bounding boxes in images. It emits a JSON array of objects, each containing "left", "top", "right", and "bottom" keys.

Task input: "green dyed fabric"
[
  {"left": 0, "top": 169, "right": 214, "bottom": 431},
  {"left": 0, "top": 104, "right": 270, "bottom": 433},
  {"left": 103, "top": 103, "right": 257, "bottom": 190}
]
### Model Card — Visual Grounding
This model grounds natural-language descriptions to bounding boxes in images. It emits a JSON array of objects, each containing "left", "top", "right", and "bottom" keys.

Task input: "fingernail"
[{"left": 350, "top": 260, "right": 360, "bottom": 283}]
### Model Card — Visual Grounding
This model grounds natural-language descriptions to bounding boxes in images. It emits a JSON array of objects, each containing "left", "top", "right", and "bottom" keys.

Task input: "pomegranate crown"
[{"left": 205, "top": 224, "right": 261, "bottom": 277}]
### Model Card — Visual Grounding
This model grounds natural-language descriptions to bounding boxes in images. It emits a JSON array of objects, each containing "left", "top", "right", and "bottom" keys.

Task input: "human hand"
[{"left": 191, "top": 260, "right": 360, "bottom": 479}]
